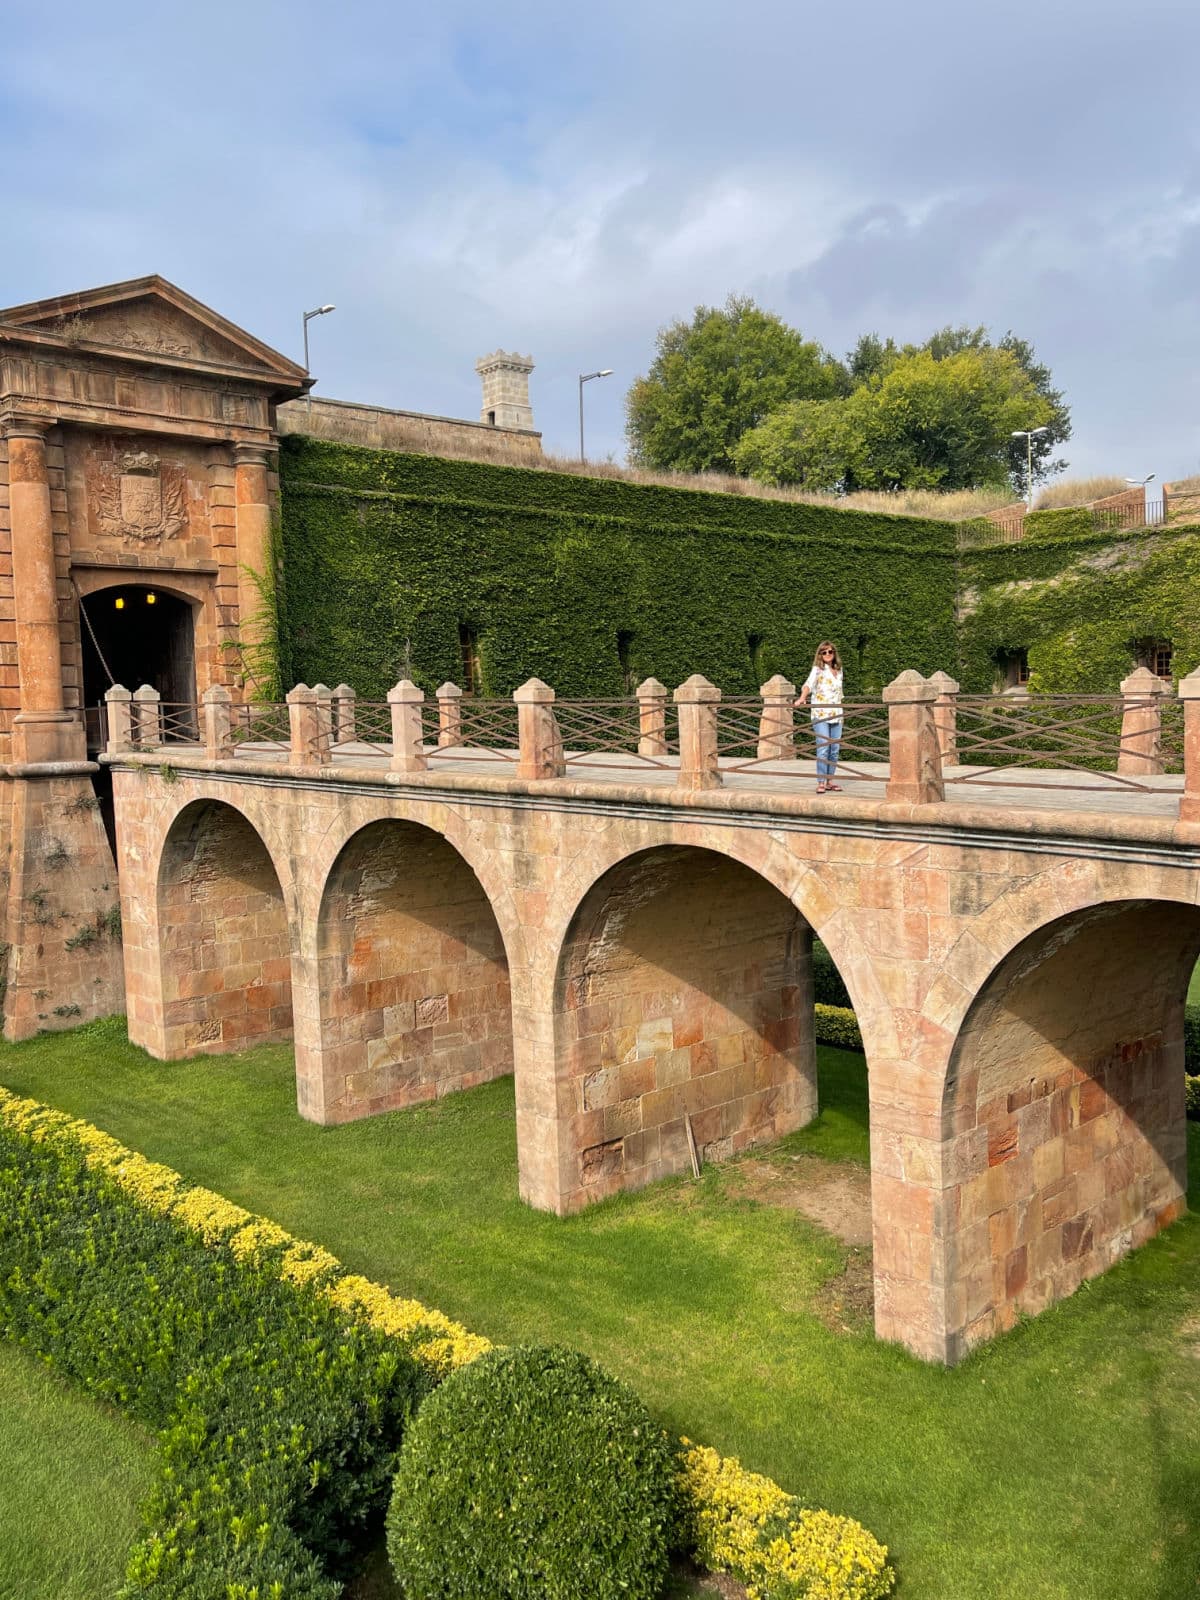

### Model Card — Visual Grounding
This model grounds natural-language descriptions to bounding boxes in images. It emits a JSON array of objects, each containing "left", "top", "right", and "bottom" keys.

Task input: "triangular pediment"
[{"left": 0, "top": 275, "right": 308, "bottom": 386}]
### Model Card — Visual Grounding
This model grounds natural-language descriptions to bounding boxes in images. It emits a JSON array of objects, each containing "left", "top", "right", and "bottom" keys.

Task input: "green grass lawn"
[
  {"left": 1, "top": 1019, "right": 1198, "bottom": 1600},
  {"left": 0, "top": 1339, "right": 154, "bottom": 1600}
]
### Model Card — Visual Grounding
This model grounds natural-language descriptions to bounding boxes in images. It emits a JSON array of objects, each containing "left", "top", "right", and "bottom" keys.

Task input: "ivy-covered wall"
[
  {"left": 276, "top": 437, "right": 1200, "bottom": 702},
  {"left": 957, "top": 520, "right": 1200, "bottom": 693},
  {"left": 277, "top": 437, "right": 959, "bottom": 700}
]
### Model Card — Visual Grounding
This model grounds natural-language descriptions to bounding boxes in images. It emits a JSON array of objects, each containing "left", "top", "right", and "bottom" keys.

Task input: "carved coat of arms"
[{"left": 96, "top": 451, "right": 187, "bottom": 544}]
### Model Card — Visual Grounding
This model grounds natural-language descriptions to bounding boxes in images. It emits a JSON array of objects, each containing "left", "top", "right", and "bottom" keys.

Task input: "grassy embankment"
[{"left": 0, "top": 1021, "right": 1196, "bottom": 1600}]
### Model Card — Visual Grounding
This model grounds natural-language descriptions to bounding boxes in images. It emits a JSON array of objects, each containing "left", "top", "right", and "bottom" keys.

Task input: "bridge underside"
[{"left": 110, "top": 755, "right": 1198, "bottom": 1364}]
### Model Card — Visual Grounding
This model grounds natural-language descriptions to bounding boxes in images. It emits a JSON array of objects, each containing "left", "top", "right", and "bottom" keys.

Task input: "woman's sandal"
[
  {"left": 816, "top": 783, "right": 828, "bottom": 794},
  {"left": 826, "top": 782, "right": 843, "bottom": 792}
]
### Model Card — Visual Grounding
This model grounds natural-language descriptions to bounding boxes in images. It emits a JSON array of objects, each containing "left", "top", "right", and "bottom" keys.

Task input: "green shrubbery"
[
  {"left": 278, "top": 436, "right": 957, "bottom": 702},
  {"left": 814, "top": 1003, "right": 863, "bottom": 1052},
  {"left": 813, "top": 942, "right": 852, "bottom": 1009},
  {"left": 1187, "top": 1075, "right": 1200, "bottom": 1120},
  {"left": 386, "top": 1345, "right": 679, "bottom": 1600},
  {"left": 0, "top": 1092, "right": 430, "bottom": 1598}
]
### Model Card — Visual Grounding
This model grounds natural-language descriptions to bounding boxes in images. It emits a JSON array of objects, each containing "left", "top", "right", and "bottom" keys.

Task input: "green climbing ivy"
[{"left": 276, "top": 437, "right": 959, "bottom": 701}]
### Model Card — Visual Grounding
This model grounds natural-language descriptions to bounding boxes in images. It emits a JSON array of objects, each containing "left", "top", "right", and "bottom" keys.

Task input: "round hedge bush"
[{"left": 386, "top": 1344, "right": 678, "bottom": 1600}]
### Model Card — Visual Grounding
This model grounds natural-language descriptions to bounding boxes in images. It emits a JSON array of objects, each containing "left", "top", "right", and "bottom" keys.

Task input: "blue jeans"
[{"left": 814, "top": 718, "right": 842, "bottom": 778}]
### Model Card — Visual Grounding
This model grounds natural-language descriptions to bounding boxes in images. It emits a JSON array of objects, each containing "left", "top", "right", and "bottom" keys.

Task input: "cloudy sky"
[{"left": 2, "top": 0, "right": 1198, "bottom": 481}]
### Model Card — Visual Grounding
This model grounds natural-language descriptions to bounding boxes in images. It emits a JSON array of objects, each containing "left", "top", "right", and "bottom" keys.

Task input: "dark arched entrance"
[{"left": 79, "top": 583, "right": 197, "bottom": 751}]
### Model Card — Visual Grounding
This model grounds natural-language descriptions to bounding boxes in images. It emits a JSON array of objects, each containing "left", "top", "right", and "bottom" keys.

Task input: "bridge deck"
[{"left": 194, "top": 743, "right": 1187, "bottom": 823}]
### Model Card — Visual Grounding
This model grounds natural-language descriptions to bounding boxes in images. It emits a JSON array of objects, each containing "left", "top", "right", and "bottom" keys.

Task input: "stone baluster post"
[
  {"left": 104, "top": 685, "right": 133, "bottom": 755},
  {"left": 312, "top": 684, "right": 334, "bottom": 760},
  {"left": 514, "top": 678, "right": 564, "bottom": 780},
  {"left": 1118, "top": 666, "right": 1171, "bottom": 776},
  {"left": 883, "top": 670, "right": 943, "bottom": 804},
  {"left": 757, "top": 674, "right": 797, "bottom": 760},
  {"left": 636, "top": 677, "right": 668, "bottom": 757},
  {"left": 132, "top": 684, "right": 162, "bottom": 750},
  {"left": 674, "top": 674, "right": 722, "bottom": 790},
  {"left": 286, "top": 684, "right": 327, "bottom": 766},
  {"left": 928, "top": 671, "right": 960, "bottom": 766},
  {"left": 437, "top": 682, "right": 463, "bottom": 747},
  {"left": 331, "top": 683, "right": 356, "bottom": 746},
  {"left": 388, "top": 679, "right": 428, "bottom": 773},
  {"left": 202, "top": 684, "right": 234, "bottom": 759},
  {"left": 1179, "top": 668, "right": 1200, "bottom": 823}
]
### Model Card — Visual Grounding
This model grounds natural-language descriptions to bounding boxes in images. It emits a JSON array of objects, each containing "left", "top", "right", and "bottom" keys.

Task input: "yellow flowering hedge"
[{"left": 0, "top": 1085, "right": 893, "bottom": 1599}]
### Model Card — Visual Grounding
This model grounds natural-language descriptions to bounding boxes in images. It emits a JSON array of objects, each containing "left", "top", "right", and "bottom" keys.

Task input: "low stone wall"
[{"left": 276, "top": 395, "right": 542, "bottom": 466}]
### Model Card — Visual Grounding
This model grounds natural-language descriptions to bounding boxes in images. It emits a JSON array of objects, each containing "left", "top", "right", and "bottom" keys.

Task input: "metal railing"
[
  {"left": 960, "top": 499, "right": 1168, "bottom": 549},
  {"left": 230, "top": 703, "right": 290, "bottom": 749},
  {"left": 425, "top": 697, "right": 519, "bottom": 762},
  {"left": 945, "top": 695, "right": 1178, "bottom": 794},
  {"left": 551, "top": 698, "right": 677, "bottom": 773}
]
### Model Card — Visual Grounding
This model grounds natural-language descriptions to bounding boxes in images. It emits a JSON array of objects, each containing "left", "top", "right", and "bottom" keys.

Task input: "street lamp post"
[
  {"left": 1011, "top": 426, "right": 1049, "bottom": 508},
  {"left": 578, "top": 369, "right": 614, "bottom": 462},
  {"left": 303, "top": 304, "right": 336, "bottom": 412}
]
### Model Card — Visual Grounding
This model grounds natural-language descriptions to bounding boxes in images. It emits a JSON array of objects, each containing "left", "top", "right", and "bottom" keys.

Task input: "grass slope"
[
  {"left": 0, "top": 1340, "right": 154, "bottom": 1600},
  {"left": 1, "top": 1020, "right": 1197, "bottom": 1600}
]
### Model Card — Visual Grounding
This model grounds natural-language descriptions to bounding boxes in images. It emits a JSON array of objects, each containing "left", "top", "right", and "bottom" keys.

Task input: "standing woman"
[{"left": 797, "top": 641, "right": 844, "bottom": 793}]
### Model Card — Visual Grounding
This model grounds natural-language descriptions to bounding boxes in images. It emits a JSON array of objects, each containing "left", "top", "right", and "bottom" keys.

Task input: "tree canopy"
[
  {"left": 626, "top": 303, "right": 1071, "bottom": 495},
  {"left": 624, "top": 296, "right": 848, "bottom": 475}
]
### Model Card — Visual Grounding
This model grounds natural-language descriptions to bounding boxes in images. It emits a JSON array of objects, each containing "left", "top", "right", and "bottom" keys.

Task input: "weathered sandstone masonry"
[
  {"left": 0, "top": 276, "right": 307, "bottom": 1037},
  {"left": 106, "top": 667, "right": 1200, "bottom": 1365}
]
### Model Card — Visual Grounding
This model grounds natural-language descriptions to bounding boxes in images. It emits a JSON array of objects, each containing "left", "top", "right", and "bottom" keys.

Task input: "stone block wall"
[
  {"left": 941, "top": 900, "right": 1195, "bottom": 1348},
  {"left": 276, "top": 396, "right": 542, "bottom": 467},
  {"left": 315, "top": 820, "right": 512, "bottom": 1118},
  {"left": 0, "top": 772, "right": 125, "bottom": 1038},
  {"left": 556, "top": 847, "right": 815, "bottom": 1206},
  {"left": 157, "top": 799, "right": 293, "bottom": 1055}
]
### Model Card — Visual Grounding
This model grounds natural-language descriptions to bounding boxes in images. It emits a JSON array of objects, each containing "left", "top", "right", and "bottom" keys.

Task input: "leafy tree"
[
  {"left": 732, "top": 398, "right": 864, "bottom": 491},
  {"left": 845, "top": 332, "right": 899, "bottom": 386},
  {"left": 735, "top": 345, "right": 1053, "bottom": 492},
  {"left": 625, "top": 296, "right": 848, "bottom": 474},
  {"left": 921, "top": 325, "right": 1071, "bottom": 491}
]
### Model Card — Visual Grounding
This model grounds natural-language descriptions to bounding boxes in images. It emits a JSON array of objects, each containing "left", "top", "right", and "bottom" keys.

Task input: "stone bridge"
[{"left": 101, "top": 668, "right": 1200, "bottom": 1365}]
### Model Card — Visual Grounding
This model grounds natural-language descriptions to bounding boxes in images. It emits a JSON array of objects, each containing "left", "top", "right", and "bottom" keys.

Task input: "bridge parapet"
[{"left": 99, "top": 669, "right": 1196, "bottom": 814}]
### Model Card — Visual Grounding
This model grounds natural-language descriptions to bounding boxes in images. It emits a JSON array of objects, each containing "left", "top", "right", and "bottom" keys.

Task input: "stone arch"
[
  {"left": 939, "top": 895, "right": 1200, "bottom": 1355},
  {"left": 310, "top": 818, "right": 514, "bottom": 1122},
  {"left": 548, "top": 844, "right": 818, "bottom": 1210},
  {"left": 156, "top": 797, "right": 293, "bottom": 1056}
]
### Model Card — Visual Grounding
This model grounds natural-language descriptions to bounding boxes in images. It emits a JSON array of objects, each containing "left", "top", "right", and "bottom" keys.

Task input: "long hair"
[{"left": 812, "top": 640, "right": 842, "bottom": 672}]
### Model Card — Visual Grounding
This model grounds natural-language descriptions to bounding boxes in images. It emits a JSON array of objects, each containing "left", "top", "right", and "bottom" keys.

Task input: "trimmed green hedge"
[
  {"left": 387, "top": 1345, "right": 679, "bottom": 1600},
  {"left": 813, "top": 942, "right": 852, "bottom": 1009},
  {"left": 277, "top": 437, "right": 958, "bottom": 701},
  {"left": 815, "top": 1004, "right": 863, "bottom": 1052},
  {"left": 0, "top": 1090, "right": 437, "bottom": 1598}
]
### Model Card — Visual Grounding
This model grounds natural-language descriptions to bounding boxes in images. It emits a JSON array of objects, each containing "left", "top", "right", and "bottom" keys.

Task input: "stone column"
[
  {"left": 202, "top": 684, "right": 234, "bottom": 759},
  {"left": 286, "top": 684, "right": 327, "bottom": 766},
  {"left": 6, "top": 418, "right": 81, "bottom": 762},
  {"left": 883, "top": 670, "right": 943, "bottom": 804},
  {"left": 1180, "top": 668, "right": 1200, "bottom": 823},
  {"left": 928, "top": 671, "right": 960, "bottom": 766},
  {"left": 312, "top": 684, "right": 333, "bottom": 760},
  {"left": 132, "top": 684, "right": 162, "bottom": 749},
  {"left": 1118, "top": 666, "right": 1170, "bottom": 776},
  {"left": 104, "top": 685, "right": 133, "bottom": 754},
  {"left": 635, "top": 678, "right": 668, "bottom": 757},
  {"left": 331, "top": 684, "right": 356, "bottom": 745},
  {"left": 675, "top": 674, "right": 722, "bottom": 790},
  {"left": 757, "top": 673, "right": 797, "bottom": 760},
  {"left": 437, "top": 682, "right": 463, "bottom": 747},
  {"left": 514, "top": 678, "right": 564, "bottom": 780},
  {"left": 388, "top": 679, "right": 428, "bottom": 773},
  {"left": 233, "top": 444, "right": 274, "bottom": 660}
]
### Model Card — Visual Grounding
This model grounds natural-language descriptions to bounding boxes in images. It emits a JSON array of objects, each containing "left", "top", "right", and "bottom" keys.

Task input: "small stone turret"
[{"left": 475, "top": 350, "right": 535, "bottom": 431}]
